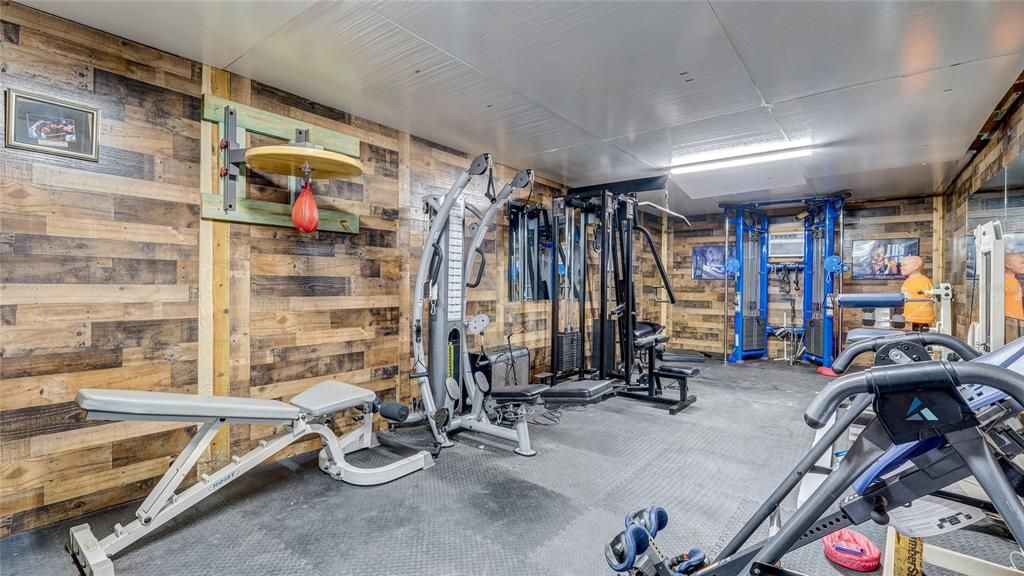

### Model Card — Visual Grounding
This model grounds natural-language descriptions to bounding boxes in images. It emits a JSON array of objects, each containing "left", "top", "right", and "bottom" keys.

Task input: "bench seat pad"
[
  {"left": 490, "top": 383, "right": 549, "bottom": 402},
  {"left": 655, "top": 366, "right": 700, "bottom": 378},
  {"left": 290, "top": 380, "right": 375, "bottom": 416},
  {"left": 77, "top": 389, "right": 300, "bottom": 421}
]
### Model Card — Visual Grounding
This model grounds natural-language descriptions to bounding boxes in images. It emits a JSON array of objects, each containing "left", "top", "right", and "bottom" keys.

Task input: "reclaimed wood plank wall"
[
  {"left": 0, "top": 0, "right": 203, "bottom": 535},
  {"left": 0, "top": 1, "right": 562, "bottom": 535}
]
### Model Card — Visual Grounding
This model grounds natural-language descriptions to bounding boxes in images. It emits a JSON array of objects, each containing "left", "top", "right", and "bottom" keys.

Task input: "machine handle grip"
[
  {"left": 635, "top": 223, "right": 676, "bottom": 305},
  {"left": 805, "top": 361, "right": 1024, "bottom": 429},
  {"left": 831, "top": 333, "right": 980, "bottom": 374},
  {"left": 830, "top": 339, "right": 882, "bottom": 374},
  {"left": 913, "top": 333, "right": 981, "bottom": 361},
  {"left": 467, "top": 247, "right": 486, "bottom": 288},
  {"left": 428, "top": 242, "right": 443, "bottom": 285}
]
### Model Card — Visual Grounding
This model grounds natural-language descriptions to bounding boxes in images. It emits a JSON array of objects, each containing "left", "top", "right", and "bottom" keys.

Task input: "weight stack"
[
  {"left": 806, "top": 319, "right": 824, "bottom": 357},
  {"left": 743, "top": 315, "right": 766, "bottom": 351},
  {"left": 556, "top": 331, "right": 580, "bottom": 373},
  {"left": 591, "top": 319, "right": 617, "bottom": 375}
]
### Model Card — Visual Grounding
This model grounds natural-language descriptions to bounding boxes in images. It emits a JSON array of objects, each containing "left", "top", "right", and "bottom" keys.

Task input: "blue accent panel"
[
  {"left": 852, "top": 437, "right": 944, "bottom": 494},
  {"left": 907, "top": 397, "right": 922, "bottom": 414}
]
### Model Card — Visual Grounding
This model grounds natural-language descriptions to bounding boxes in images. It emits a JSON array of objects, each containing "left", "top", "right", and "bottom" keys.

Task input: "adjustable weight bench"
[{"left": 68, "top": 380, "right": 432, "bottom": 576}]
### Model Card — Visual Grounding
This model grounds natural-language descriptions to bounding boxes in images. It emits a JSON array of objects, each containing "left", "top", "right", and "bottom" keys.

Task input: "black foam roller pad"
[{"left": 379, "top": 402, "right": 410, "bottom": 423}]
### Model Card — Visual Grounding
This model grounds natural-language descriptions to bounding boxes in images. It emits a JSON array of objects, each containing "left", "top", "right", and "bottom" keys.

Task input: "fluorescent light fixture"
[
  {"left": 672, "top": 137, "right": 812, "bottom": 165},
  {"left": 671, "top": 147, "right": 813, "bottom": 175}
]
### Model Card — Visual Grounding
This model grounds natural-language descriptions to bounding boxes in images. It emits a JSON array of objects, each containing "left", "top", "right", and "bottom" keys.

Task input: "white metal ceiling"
[{"left": 21, "top": 0, "right": 1024, "bottom": 215}]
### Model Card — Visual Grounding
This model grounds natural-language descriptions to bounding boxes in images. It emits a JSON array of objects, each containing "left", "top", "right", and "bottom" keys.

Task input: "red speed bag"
[
  {"left": 823, "top": 528, "right": 880, "bottom": 572},
  {"left": 292, "top": 182, "right": 319, "bottom": 233}
]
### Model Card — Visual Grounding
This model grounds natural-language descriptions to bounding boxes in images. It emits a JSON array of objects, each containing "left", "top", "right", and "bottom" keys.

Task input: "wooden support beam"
[
  {"left": 932, "top": 194, "right": 945, "bottom": 282},
  {"left": 206, "top": 65, "right": 233, "bottom": 471},
  {"left": 396, "top": 132, "right": 412, "bottom": 406},
  {"left": 202, "top": 95, "right": 360, "bottom": 158}
]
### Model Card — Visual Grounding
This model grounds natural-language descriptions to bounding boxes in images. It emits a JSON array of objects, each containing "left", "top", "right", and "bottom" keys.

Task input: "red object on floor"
[
  {"left": 817, "top": 366, "right": 838, "bottom": 377},
  {"left": 823, "top": 528, "right": 881, "bottom": 572},
  {"left": 292, "top": 181, "right": 319, "bottom": 233}
]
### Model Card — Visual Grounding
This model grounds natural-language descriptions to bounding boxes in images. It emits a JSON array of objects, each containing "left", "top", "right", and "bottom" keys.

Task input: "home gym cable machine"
[
  {"left": 722, "top": 193, "right": 848, "bottom": 368},
  {"left": 397, "top": 153, "right": 548, "bottom": 456},
  {"left": 548, "top": 176, "right": 697, "bottom": 413}
]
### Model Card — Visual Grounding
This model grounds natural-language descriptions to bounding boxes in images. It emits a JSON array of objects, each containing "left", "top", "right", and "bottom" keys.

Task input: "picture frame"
[
  {"left": 851, "top": 238, "right": 920, "bottom": 280},
  {"left": 5, "top": 89, "right": 99, "bottom": 161},
  {"left": 692, "top": 245, "right": 726, "bottom": 280}
]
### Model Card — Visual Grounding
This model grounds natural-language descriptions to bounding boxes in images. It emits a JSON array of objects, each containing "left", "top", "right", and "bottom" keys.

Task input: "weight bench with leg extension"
[
  {"left": 68, "top": 380, "right": 432, "bottom": 576},
  {"left": 619, "top": 322, "right": 698, "bottom": 414}
]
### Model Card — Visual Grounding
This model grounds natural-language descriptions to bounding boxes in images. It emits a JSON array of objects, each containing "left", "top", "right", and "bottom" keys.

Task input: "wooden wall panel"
[
  {"left": 668, "top": 213, "right": 731, "bottom": 357},
  {"left": 0, "top": 2, "right": 566, "bottom": 535},
  {"left": 0, "top": 0, "right": 201, "bottom": 536}
]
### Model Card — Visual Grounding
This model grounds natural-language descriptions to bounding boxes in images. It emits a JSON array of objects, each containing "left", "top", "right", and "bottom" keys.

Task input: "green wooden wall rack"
[{"left": 200, "top": 95, "right": 361, "bottom": 234}]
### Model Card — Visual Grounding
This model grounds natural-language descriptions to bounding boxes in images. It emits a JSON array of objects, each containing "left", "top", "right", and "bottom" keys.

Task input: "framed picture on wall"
[
  {"left": 5, "top": 89, "right": 100, "bottom": 161},
  {"left": 692, "top": 245, "right": 726, "bottom": 280},
  {"left": 851, "top": 238, "right": 919, "bottom": 279}
]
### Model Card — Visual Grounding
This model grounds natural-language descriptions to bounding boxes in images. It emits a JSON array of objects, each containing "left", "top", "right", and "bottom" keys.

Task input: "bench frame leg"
[
  {"left": 619, "top": 347, "right": 697, "bottom": 415},
  {"left": 448, "top": 398, "right": 537, "bottom": 457},
  {"left": 70, "top": 408, "right": 430, "bottom": 575}
]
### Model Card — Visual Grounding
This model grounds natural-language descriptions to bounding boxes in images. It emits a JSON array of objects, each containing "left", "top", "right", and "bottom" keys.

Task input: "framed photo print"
[
  {"left": 851, "top": 238, "right": 919, "bottom": 280},
  {"left": 692, "top": 245, "right": 726, "bottom": 280},
  {"left": 5, "top": 89, "right": 99, "bottom": 161}
]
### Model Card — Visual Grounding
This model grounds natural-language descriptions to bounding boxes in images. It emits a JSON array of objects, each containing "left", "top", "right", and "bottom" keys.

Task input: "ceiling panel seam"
[
  {"left": 754, "top": 51, "right": 1023, "bottom": 108},
  {"left": 363, "top": 6, "right": 661, "bottom": 170},
  {"left": 707, "top": 0, "right": 791, "bottom": 146},
  {"left": 597, "top": 0, "right": 774, "bottom": 172},
  {"left": 221, "top": 1, "right": 324, "bottom": 71}
]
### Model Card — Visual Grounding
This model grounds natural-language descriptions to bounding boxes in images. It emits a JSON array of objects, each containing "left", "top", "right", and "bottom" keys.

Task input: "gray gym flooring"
[{"left": 1, "top": 361, "right": 1018, "bottom": 575}]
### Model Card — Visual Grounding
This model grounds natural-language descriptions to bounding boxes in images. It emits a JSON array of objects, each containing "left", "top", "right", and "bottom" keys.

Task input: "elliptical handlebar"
[
  {"left": 805, "top": 361, "right": 1024, "bottom": 429},
  {"left": 831, "top": 332, "right": 980, "bottom": 374}
]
